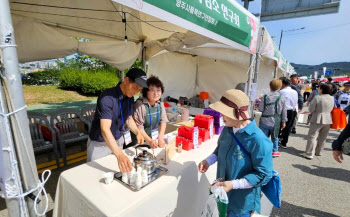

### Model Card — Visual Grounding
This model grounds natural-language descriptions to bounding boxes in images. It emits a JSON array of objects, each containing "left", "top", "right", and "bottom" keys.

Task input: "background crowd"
[{"left": 258, "top": 74, "right": 350, "bottom": 162}]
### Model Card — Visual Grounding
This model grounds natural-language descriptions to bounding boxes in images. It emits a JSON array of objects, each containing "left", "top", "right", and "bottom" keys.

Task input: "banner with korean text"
[{"left": 113, "top": 0, "right": 260, "bottom": 53}]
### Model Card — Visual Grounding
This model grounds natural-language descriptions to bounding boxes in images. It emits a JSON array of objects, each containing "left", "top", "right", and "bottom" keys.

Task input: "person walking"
[
  {"left": 304, "top": 80, "right": 312, "bottom": 102},
  {"left": 198, "top": 89, "right": 272, "bottom": 217},
  {"left": 278, "top": 78, "right": 298, "bottom": 149},
  {"left": 335, "top": 82, "right": 350, "bottom": 110},
  {"left": 259, "top": 78, "right": 287, "bottom": 157},
  {"left": 301, "top": 83, "right": 334, "bottom": 159},
  {"left": 290, "top": 74, "right": 303, "bottom": 134}
]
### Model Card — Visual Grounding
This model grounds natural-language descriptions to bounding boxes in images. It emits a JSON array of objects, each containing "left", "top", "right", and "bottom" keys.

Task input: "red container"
[
  {"left": 199, "top": 92, "right": 209, "bottom": 101},
  {"left": 178, "top": 126, "right": 196, "bottom": 140},
  {"left": 176, "top": 136, "right": 202, "bottom": 151},
  {"left": 198, "top": 128, "right": 209, "bottom": 142},
  {"left": 176, "top": 136, "right": 193, "bottom": 151},
  {"left": 194, "top": 114, "right": 214, "bottom": 129}
]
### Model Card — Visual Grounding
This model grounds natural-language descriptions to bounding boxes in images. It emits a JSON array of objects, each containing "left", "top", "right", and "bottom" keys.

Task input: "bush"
[
  {"left": 22, "top": 69, "right": 61, "bottom": 85},
  {"left": 59, "top": 68, "right": 84, "bottom": 90},
  {"left": 59, "top": 68, "right": 119, "bottom": 95}
]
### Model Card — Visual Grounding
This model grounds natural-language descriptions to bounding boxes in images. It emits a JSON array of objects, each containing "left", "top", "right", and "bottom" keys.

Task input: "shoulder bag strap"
[
  {"left": 274, "top": 95, "right": 282, "bottom": 115},
  {"left": 231, "top": 132, "right": 251, "bottom": 159}
]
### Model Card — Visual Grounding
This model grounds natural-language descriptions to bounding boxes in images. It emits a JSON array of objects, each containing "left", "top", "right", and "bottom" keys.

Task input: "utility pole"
[
  {"left": 242, "top": 0, "right": 254, "bottom": 10},
  {"left": 278, "top": 27, "right": 305, "bottom": 51}
]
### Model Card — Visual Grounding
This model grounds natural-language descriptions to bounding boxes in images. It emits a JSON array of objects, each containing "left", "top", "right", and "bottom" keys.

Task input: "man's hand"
[
  {"left": 281, "top": 122, "right": 286, "bottom": 130},
  {"left": 158, "top": 137, "right": 166, "bottom": 148},
  {"left": 217, "top": 181, "right": 233, "bottom": 192},
  {"left": 306, "top": 102, "right": 309, "bottom": 106},
  {"left": 298, "top": 109, "right": 301, "bottom": 113},
  {"left": 333, "top": 150, "right": 343, "bottom": 163},
  {"left": 116, "top": 152, "right": 132, "bottom": 173},
  {"left": 136, "top": 131, "right": 144, "bottom": 145},
  {"left": 198, "top": 160, "right": 209, "bottom": 173}
]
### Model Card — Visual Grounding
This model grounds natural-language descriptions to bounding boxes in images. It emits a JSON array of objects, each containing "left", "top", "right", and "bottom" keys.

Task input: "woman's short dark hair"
[
  {"left": 312, "top": 82, "right": 319, "bottom": 90},
  {"left": 142, "top": 75, "right": 165, "bottom": 98},
  {"left": 319, "top": 83, "right": 332, "bottom": 95}
]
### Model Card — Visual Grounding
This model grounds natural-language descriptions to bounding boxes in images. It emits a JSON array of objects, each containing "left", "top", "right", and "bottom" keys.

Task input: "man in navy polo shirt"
[{"left": 87, "top": 68, "right": 147, "bottom": 173}]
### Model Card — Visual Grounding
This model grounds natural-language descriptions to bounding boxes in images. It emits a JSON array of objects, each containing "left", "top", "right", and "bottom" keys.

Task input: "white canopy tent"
[{"left": 5, "top": 0, "right": 294, "bottom": 94}]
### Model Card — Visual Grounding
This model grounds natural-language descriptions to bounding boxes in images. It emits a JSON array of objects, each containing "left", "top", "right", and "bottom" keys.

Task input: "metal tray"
[{"left": 114, "top": 166, "right": 168, "bottom": 192}]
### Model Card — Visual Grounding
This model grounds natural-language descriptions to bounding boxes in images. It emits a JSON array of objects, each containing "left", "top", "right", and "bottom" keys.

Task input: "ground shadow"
[
  {"left": 171, "top": 161, "right": 211, "bottom": 217},
  {"left": 292, "top": 164, "right": 350, "bottom": 183},
  {"left": 271, "top": 200, "right": 340, "bottom": 217},
  {"left": 278, "top": 146, "right": 304, "bottom": 157},
  {"left": 290, "top": 133, "right": 308, "bottom": 140}
]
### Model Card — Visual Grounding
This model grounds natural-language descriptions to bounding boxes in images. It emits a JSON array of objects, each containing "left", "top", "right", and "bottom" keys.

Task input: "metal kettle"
[{"left": 133, "top": 144, "right": 159, "bottom": 175}]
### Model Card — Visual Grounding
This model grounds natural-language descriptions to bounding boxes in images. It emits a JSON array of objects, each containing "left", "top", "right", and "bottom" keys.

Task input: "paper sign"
[
  {"left": 193, "top": 127, "right": 199, "bottom": 149},
  {"left": 209, "top": 120, "right": 214, "bottom": 139},
  {"left": 314, "top": 71, "right": 318, "bottom": 79},
  {"left": 250, "top": 83, "right": 257, "bottom": 101}
]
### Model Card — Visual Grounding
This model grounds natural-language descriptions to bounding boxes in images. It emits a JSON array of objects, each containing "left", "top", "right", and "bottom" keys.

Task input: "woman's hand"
[
  {"left": 306, "top": 101, "right": 309, "bottom": 106},
  {"left": 148, "top": 139, "right": 158, "bottom": 149},
  {"left": 217, "top": 181, "right": 233, "bottom": 192},
  {"left": 136, "top": 131, "right": 145, "bottom": 145},
  {"left": 158, "top": 137, "right": 166, "bottom": 148},
  {"left": 198, "top": 160, "right": 209, "bottom": 173},
  {"left": 333, "top": 150, "right": 343, "bottom": 163}
]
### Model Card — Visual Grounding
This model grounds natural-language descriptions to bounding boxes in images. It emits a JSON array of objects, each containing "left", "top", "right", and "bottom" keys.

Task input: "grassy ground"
[{"left": 23, "top": 85, "right": 97, "bottom": 106}]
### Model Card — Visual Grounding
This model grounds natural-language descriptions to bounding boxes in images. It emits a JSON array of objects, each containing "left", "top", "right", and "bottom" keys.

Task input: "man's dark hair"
[
  {"left": 319, "top": 83, "right": 332, "bottom": 95},
  {"left": 280, "top": 77, "right": 291, "bottom": 86},
  {"left": 327, "top": 77, "right": 333, "bottom": 82},
  {"left": 141, "top": 75, "right": 165, "bottom": 98},
  {"left": 290, "top": 74, "right": 299, "bottom": 78}
]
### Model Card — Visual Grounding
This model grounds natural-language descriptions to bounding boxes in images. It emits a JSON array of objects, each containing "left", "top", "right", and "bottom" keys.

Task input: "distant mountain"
[{"left": 291, "top": 62, "right": 350, "bottom": 77}]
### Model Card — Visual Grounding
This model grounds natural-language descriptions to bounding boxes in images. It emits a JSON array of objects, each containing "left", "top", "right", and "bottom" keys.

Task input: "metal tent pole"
[
  {"left": 0, "top": 77, "right": 25, "bottom": 217},
  {"left": 0, "top": 1, "right": 42, "bottom": 216},
  {"left": 247, "top": 54, "right": 256, "bottom": 116},
  {"left": 274, "top": 65, "right": 278, "bottom": 78},
  {"left": 253, "top": 26, "right": 265, "bottom": 83},
  {"left": 248, "top": 26, "right": 265, "bottom": 117}
]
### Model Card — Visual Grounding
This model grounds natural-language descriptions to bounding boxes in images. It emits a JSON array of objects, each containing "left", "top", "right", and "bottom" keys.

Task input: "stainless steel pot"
[{"left": 134, "top": 144, "right": 159, "bottom": 175}]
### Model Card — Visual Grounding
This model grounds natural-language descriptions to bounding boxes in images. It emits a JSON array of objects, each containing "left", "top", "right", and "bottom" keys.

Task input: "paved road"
[
  {"left": 270, "top": 123, "right": 349, "bottom": 217},
  {"left": 0, "top": 122, "right": 348, "bottom": 217}
]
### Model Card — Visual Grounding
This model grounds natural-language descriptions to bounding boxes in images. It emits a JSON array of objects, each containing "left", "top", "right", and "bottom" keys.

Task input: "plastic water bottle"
[{"left": 172, "top": 107, "right": 177, "bottom": 122}]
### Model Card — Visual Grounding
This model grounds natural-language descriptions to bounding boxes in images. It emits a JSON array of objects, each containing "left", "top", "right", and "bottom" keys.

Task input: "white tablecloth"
[{"left": 53, "top": 136, "right": 218, "bottom": 217}]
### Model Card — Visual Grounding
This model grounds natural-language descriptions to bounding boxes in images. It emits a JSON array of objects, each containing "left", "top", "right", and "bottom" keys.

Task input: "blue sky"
[{"left": 237, "top": 0, "right": 350, "bottom": 65}]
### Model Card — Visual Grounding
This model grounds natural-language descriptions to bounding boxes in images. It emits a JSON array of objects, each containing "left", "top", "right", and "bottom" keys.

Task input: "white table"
[{"left": 53, "top": 136, "right": 218, "bottom": 217}]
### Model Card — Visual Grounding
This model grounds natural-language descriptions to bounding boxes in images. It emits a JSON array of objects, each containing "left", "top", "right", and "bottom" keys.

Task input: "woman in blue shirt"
[{"left": 198, "top": 89, "right": 273, "bottom": 217}]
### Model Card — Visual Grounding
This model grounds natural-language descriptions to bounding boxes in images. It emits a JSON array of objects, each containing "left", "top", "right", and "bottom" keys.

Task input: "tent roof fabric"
[{"left": 5, "top": 0, "right": 293, "bottom": 72}]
